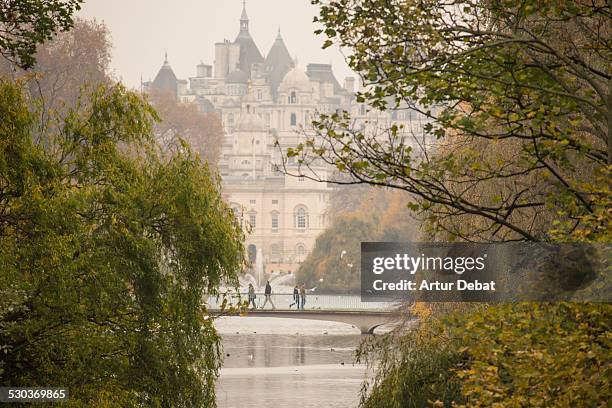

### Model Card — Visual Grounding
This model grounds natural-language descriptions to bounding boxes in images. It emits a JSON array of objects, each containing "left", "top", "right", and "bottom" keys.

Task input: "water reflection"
[
  {"left": 221, "top": 333, "right": 361, "bottom": 369},
  {"left": 296, "top": 336, "right": 305, "bottom": 365},
  {"left": 216, "top": 317, "right": 367, "bottom": 408},
  {"left": 247, "top": 336, "right": 256, "bottom": 368}
]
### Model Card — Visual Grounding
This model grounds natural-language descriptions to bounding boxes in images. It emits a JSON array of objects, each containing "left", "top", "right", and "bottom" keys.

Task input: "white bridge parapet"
[{"left": 207, "top": 293, "right": 399, "bottom": 334}]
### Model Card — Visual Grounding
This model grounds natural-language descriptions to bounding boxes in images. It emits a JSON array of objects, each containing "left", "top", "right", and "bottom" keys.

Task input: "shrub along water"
[
  {"left": 358, "top": 302, "right": 611, "bottom": 408},
  {"left": 0, "top": 80, "right": 244, "bottom": 406}
]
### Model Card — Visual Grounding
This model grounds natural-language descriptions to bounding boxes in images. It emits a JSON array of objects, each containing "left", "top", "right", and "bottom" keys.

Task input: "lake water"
[{"left": 215, "top": 317, "right": 371, "bottom": 408}]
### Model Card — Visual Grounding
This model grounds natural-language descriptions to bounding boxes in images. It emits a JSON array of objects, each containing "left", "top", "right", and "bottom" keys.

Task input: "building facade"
[{"left": 145, "top": 3, "right": 432, "bottom": 274}]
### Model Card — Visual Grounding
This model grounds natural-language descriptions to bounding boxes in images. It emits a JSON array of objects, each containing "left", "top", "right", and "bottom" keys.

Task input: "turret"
[
  {"left": 264, "top": 28, "right": 294, "bottom": 101},
  {"left": 151, "top": 52, "right": 178, "bottom": 98},
  {"left": 234, "top": 0, "right": 264, "bottom": 75},
  {"left": 240, "top": 0, "right": 249, "bottom": 33}
]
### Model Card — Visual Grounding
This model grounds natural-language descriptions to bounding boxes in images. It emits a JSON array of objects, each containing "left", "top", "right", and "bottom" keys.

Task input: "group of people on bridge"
[{"left": 247, "top": 281, "right": 308, "bottom": 310}]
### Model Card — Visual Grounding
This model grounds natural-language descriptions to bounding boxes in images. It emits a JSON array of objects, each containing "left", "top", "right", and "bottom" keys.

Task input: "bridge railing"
[{"left": 206, "top": 293, "right": 392, "bottom": 312}]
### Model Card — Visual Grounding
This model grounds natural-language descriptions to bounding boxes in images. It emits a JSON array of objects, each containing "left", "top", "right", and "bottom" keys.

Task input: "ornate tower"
[
  {"left": 240, "top": 0, "right": 249, "bottom": 32},
  {"left": 234, "top": 0, "right": 264, "bottom": 75}
]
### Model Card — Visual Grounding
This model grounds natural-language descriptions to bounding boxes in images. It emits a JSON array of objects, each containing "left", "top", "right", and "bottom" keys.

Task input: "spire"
[
  {"left": 153, "top": 51, "right": 178, "bottom": 98},
  {"left": 234, "top": 0, "right": 263, "bottom": 74},
  {"left": 265, "top": 30, "right": 294, "bottom": 101},
  {"left": 240, "top": 0, "right": 249, "bottom": 31}
]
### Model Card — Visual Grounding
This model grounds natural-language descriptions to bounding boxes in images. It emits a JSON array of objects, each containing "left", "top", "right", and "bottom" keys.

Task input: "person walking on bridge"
[
  {"left": 289, "top": 285, "right": 300, "bottom": 309},
  {"left": 299, "top": 284, "right": 307, "bottom": 310},
  {"left": 247, "top": 283, "right": 256, "bottom": 310},
  {"left": 261, "top": 280, "right": 276, "bottom": 310}
]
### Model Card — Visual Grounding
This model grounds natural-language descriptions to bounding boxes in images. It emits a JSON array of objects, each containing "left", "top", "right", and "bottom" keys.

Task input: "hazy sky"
[{"left": 78, "top": 0, "right": 354, "bottom": 89}]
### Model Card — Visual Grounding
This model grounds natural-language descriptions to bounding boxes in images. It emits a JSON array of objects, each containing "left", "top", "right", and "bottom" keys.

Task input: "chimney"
[
  {"left": 197, "top": 62, "right": 213, "bottom": 78},
  {"left": 214, "top": 42, "right": 230, "bottom": 79}
]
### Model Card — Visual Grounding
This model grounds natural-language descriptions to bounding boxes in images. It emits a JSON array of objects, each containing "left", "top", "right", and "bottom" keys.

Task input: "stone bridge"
[
  {"left": 208, "top": 293, "right": 399, "bottom": 334},
  {"left": 237, "top": 309, "right": 396, "bottom": 334}
]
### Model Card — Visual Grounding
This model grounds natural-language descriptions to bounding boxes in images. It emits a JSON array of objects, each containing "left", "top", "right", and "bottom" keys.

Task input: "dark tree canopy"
[
  {"left": 302, "top": 3, "right": 612, "bottom": 407},
  {"left": 289, "top": 0, "right": 611, "bottom": 242},
  {"left": 0, "top": 80, "right": 245, "bottom": 406},
  {"left": 0, "top": 4, "right": 247, "bottom": 404},
  {"left": 0, "top": 0, "right": 83, "bottom": 69}
]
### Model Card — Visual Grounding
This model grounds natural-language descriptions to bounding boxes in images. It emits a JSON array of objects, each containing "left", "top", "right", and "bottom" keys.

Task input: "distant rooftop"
[
  {"left": 152, "top": 52, "right": 178, "bottom": 96},
  {"left": 306, "top": 64, "right": 347, "bottom": 95},
  {"left": 264, "top": 29, "right": 294, "bottom": 100}
]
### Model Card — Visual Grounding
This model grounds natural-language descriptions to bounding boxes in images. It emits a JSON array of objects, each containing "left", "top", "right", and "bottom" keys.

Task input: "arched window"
[
  {"left": 289, "top": 91, "right": 297, "bottom": 104},
  {"left": 296, "top": 243, "right": 306, "bottom": 262},
  {"left": 294, "top": 206, "right": 309, "bottom": 230},
  {"left": 290, "top": 113, "right": 297, "bottom": 126},
  {"left": 271, "top": 211, "right": 279, "bottom": 232}
]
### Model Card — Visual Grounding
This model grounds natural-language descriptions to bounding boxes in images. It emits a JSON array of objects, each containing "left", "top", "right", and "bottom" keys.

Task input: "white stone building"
[{"left": 145, "top": 2, "right": 433, "bottom": 275}]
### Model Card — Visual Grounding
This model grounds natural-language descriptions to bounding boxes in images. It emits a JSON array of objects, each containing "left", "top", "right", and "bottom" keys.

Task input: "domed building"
[
  {"left": 279, "top": 66, "right": 311, "bottom": 93},
  {"left": 275, "top": 66, "right": 315, "bottom": 135},
  {"left": 234, "top": 107, "right": 266, "bottom": 133},
  {"left": 229, "top": 105, "right": 270, "bottom": 180},
  {"left": 145, "top": 1, "right": 431, "bottom": 275}
]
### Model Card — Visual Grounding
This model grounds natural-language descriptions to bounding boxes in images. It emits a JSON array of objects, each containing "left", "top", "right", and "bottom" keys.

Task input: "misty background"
[{"left": 78, "top": 0, "right": 354, "bottom": 89}]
